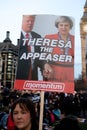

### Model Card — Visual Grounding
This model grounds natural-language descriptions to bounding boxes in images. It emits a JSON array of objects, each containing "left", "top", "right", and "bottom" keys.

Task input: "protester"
[
  {"left": 11, "top": 97, "right": 39, "bottom": 130},
  {"left": 53, "top": 115, "right": 81, "bottom": 130}
]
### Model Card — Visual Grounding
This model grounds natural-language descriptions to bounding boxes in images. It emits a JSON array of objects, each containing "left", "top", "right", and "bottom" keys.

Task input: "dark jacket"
[{"left": 16, "top": 31, "right": 43, "bottom": 80}]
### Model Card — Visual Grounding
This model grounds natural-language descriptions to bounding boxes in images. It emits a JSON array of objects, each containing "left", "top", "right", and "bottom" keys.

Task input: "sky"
[{"left": 0, "top": 0, "right": 86, "bottom": 78}]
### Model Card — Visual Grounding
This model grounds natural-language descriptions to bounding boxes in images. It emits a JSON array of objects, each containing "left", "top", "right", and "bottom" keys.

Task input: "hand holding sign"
[{"left": 43, "top": 63, "right": 54, "bottom": 80}]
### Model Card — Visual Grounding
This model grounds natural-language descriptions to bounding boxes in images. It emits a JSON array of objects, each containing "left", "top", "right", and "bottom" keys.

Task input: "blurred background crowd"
[{"left": 0, "top": 86, "right": 87, "bottom": 130}]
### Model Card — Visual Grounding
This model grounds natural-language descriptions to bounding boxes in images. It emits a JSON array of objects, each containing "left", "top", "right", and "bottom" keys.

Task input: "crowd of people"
[
  {"left": 0, "top": 86, "right": 87, "bottom": 130},
  {"left": 43, "top": 91, "right": 87, "bottom": 129}
]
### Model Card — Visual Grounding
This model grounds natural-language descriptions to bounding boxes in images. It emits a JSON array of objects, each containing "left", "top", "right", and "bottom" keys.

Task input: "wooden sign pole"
[{"left": 39, "top": 91, "right": 44, "bottom": 130}]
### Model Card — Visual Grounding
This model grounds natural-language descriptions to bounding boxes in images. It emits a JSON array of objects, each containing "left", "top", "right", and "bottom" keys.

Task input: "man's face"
[{"left": 22, "top": 15, "right": 35, "bottom": 33}]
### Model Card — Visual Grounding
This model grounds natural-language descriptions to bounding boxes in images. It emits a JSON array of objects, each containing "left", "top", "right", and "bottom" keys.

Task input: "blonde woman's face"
[{"left": 58, "top": 22, "right": 71, "bottom": 35}]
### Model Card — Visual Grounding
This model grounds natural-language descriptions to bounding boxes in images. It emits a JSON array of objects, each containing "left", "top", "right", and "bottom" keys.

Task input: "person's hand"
[{"left": 43, "top": 63, "right": 54, "bottom": 79}]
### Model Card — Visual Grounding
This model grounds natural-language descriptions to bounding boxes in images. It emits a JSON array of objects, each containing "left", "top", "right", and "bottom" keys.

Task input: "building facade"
[
  {"left": 0, "top": 31, "right": 19, "bottom": 89},
  {"left": 80, "top": 0, "right": 87, "bottom": 80}
]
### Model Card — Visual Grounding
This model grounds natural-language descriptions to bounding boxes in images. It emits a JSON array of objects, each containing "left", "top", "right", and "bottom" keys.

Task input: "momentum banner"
[{"left": 14, "top": 15, "right": 75, "bottom": 93}]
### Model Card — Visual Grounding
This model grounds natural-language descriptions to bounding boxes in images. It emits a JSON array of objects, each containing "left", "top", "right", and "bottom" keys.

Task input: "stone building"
[
  {"left": 0, "top": 31, "right": 19, "bottom": 89},
  {"left": 80, "top": 0, "right": 87, "bottom": 80}
]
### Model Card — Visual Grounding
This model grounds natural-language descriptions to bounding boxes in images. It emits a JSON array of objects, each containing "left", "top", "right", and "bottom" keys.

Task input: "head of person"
[
  {"left": 53, "top": 116, "right": 81, "bottom": 130},
  {"left": 55, "top": 16, "right": 73, "bottom": 35},
  {"left": 11, "top": 97, "right": 38, "bottom": 130},
  {"left": 22, "top": 15, "right": 36, "bottom": 33}
]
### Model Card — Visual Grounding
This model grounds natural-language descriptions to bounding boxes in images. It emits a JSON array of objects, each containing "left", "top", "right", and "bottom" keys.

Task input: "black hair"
[
  {"left": 53, "top": 115, "right": 81, "bottom": 130},
  {"left": 11, "top": 97, "right": 39, "bottom": 130}
]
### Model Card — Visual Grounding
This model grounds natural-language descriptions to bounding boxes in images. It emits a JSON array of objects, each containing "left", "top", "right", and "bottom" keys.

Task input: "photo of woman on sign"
[{"left": 43, "top": 16, "right": 74, "bottom": 87}]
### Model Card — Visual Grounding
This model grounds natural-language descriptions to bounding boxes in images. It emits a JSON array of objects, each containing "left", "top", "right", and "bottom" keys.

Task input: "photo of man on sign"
[{"left": 16, "top": 15, "right": 43, "bottom": 80}]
